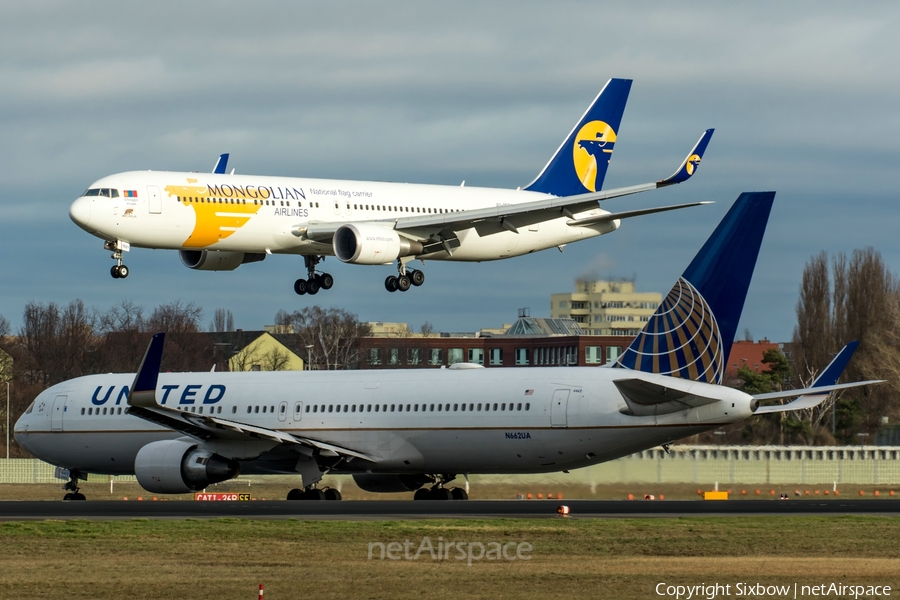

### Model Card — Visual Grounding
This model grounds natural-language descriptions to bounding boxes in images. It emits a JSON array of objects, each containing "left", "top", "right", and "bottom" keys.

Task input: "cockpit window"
[
  {"left": 82, "top": 188, "right": 120, "bottom": 198},
  {"left": 25, "top": 401, "right": 34, "bottom": 414}
]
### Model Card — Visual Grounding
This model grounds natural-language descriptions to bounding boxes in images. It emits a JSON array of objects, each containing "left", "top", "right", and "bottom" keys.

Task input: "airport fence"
[{"left": 1, "top": 445, "right": 899, "bottom": 486}]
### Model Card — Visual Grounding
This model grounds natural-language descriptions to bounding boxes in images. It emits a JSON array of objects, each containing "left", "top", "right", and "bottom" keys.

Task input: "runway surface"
[{"left": 1, "top": 498, "right": 899, "bottom": 520}]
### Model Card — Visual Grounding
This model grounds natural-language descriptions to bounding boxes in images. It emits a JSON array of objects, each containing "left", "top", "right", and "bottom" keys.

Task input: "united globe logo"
[
  {"left": 572, "top": 120, "right": 617, "bottom": 192},
  {"left": 615, "top": 277, "right": 725, "bottom": 384}
]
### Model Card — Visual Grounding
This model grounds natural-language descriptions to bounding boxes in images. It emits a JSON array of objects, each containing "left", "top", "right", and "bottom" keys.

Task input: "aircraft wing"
[
  {"left": 126, "top": 333, "right": 375, "bottom": 463},
  {"left": 299, "top": 129, "right": 714, "bottom": 246},
  {"left": 754, "top": 341, "right": 883, "bottom": 414},
  {"left": 614, "top": 378, "right": 722, "bottom": 416}
]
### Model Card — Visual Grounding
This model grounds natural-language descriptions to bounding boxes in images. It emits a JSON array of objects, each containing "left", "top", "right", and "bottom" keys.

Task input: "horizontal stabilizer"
[
  {"left": 754, "top": 380, "right": 884, "bottom": 412},
  {"left": 567, "top": 201, "right": 713, "bottom": 227},
  {"left": 754, "top": 341, "right": 882, "bottom": 413},
  {"left": 614, "top": 378, "right": 720, "bottom": 416}
]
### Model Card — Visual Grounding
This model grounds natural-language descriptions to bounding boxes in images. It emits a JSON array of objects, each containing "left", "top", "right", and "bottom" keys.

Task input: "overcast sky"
[{"left": 1, "top": 2, "right": 898, "bottom": 342}]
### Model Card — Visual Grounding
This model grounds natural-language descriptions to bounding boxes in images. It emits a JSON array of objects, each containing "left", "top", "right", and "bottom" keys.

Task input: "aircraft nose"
[{"left": 69, "top": 197, "right": 93, "bottom": 231}]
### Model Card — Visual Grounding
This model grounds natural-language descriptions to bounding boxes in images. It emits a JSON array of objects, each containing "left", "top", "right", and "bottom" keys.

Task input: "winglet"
[
  {"left": 212, "top": 153, "right": 229, "bottom": 175},
  {"left": 128, "top": 333, "right": 165, "bottom": 408},
  {"left": 658, "top": 129, "right": 714, "bottom": 187}
]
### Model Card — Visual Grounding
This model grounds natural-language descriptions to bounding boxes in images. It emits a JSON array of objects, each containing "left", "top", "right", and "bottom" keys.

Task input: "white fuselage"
[
  {"left": 68, "top": 171, "right": 617, "bottom": 262},
  {"left": 15, "top": 367, "right": 753, "bottom": 477}
]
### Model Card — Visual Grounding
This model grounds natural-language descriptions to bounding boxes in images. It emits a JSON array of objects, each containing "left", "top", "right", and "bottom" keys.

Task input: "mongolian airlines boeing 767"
[
  {"left": 68, "top": 78, "right": 714, "bottom": 295},
  {"left": 17, "top": 192, "right": 880, "bottom": 500}
]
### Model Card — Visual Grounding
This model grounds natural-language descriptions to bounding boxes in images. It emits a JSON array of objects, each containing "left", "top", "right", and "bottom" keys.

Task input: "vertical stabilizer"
[
  {"left": 614, "top": 192, "right": 775, "bottom": 383},
  {"left": 524, "top": 78, "right": 632, "bottom": 196}
]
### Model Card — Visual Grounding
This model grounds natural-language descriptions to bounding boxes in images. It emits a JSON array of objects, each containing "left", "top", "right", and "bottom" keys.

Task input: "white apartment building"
[{"left": 550, "top": 278, "right": 662, "bottom": 336}]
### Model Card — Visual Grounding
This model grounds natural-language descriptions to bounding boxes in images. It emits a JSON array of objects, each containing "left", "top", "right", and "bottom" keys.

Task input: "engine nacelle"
[
  {"left": 134, "top": 439, "right": 240, "bottom": 494},
  {"left": 179, "top": 250, "right": 266, "bottom": 271},
  {"left": 353, "top": 473, "right": 432, "bottom": 493},
  {"left": 333, "top": 223, "right": 423, "bottom": 265}
]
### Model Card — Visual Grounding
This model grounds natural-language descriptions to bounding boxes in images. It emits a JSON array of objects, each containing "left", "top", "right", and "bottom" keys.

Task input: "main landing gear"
[
  {"left": 62, "top": 470, "right": 86, "bottom": 501},
  {"left": 385, "top": 258, "right": 425, "bottom": 293},
  {"left": 105, "top": 240, "right": 129, "bottom": 279},
  {"left": 294, "top": 255, "right": 334, "bottom": 296},
  {"left": 286, "top": 486, "right": 342, "bottom": 501},
  {"left": 413, "top": 474, "right": 467, "bottom": 500},
  {"left": 414, "top": 486, "right": 468, "bottom": 500}
]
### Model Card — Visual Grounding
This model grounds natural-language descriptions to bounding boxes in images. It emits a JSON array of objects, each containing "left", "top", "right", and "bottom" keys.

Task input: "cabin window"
[
  {"left": 517, "top": 403, "right": 522, "bottom": 410},
  {"left": 328, "top": 405, "right": 333, "bottom": 413},
  {"left": 525, "top": 403, "right": 530, "bottom": 411},
  {"left": 501, "top": 403, "right": 506, "bottom": 411},
  {"left": 81, "top": 408, "right": 85, "bottom": 415},
  {"left": 414, "top": 404, "right": 419, "bottom": 412},
  {"left": 453, "top": 404, "right": 458, "bottom": 411},
  {"left": 477, "top": 403, "right": 482, "bottom": 411},
  {"left": 375, "top": 405, "right": 379, "bottom": 412}
]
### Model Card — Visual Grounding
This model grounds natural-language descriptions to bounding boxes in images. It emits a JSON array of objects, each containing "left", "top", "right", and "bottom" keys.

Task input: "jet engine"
[
  {"left": 134, "top": 439, "right": 240, "bottom": 494},
  {"left": 333, "top": 224, "right": 423, "bottom": 265},
  {"left": 352, "top": 473, "right": 432, "bottom": 493},
  {"left": 179, "top": 250, "right": 266, "bottom": 271}
]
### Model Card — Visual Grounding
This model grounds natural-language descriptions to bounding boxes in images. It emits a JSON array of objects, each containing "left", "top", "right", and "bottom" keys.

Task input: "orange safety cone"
[
  {"left": 526, "top": 493, "right": 532, "bottom": 500},
  {"left": 859, "top": 490, "right": 865, "bottom": 496},
  {"left": 824, "top": 490, "right": 829, "bottom": 495},
  {"left": 659, "top": 494, "right": 665, "bottom": 500},
  {"left": 874, "top": 490, "right": 880, "bottom": 497},
  {"left": 755, "top": 489, "right": 761, "bottom": 495},
  {"left": 741, "top": 489, "right": 747, "bottom": 495},
  {"left": 537, "top": 493, "right": 543, "bottom": 499},
  {"left": 137, "top": 496, "right": 143, "bottom": 501},
  {"left": 627, "top": 493, "right": 634, "bottom": 500}
]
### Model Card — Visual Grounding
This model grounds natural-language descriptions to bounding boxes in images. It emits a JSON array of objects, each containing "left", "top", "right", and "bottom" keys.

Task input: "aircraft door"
[
  {"left": 278, "top": 401, "right": 287, "bottom": 422},
  {"left": 550, "top": 389, "right": 569, "bottom": 428},
  {"left": 147, "top": 185, "right": 162, "bottom": 214},
  {"left": 293, "top": 401, "right": 303, "bottom": 423},
  {"left": 51, "top": 395, "right": 67, "bottom": 431}
]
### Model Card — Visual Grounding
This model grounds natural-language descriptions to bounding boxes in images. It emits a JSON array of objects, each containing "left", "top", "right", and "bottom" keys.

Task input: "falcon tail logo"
[{"left": 572, "top": 120, "right": 617, "bottom": 192}]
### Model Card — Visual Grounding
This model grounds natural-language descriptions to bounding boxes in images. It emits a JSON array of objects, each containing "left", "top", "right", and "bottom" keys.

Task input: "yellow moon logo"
[
  {"left": 685, "top": 154, "right": 701, "bottom": 176},
  {"left": 572, "top": 121, "right": 617, "bottom": 192}
]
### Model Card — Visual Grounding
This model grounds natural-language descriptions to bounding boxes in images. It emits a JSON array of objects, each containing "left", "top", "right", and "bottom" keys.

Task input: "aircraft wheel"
[
  {"left": 410, "top": 270, "right": 425, "bottom": 286},
  {"left": 287, "top": 488, "right": 303, "bottom": 500},
  {"left": 63, "top": 493, "right": 75, "bottom": 501},
  {"left": 294, "top": 279, "right": 307, "bottom": 295},
  {"left": 318, "top": 273, "right": 334, "bottom": 290},
  {"left": 397, "top": 275, "right": 411, "bottom": 292},
  {"left": 413, "top": 488, "right": 432, "bottom": 501},
  {"left": 117, "top": 265, "right": 129, "bottom": 279},
  {"left": 111, "top": 265, "right": 120, "bottom": 279},
  {"left": 324, "top": 488, "right": 342, "bottom": 501},
  {"left": 303, "top": 488, "right": 326, "bottom": 500},
  {"left": 450, "top": 487, "right": 468, "bottom": 500},
  {"left": 74, "top": 493, "right": 86, "bottom": 501},
  {"left": 385, "top": 276, "right": 398, "bottom": 292},
  {"left": 431, "top": 487, "right": 452, "bottom": 500},
  {"left": 306, "top": 277, "right": 320, "bottom": 295}
]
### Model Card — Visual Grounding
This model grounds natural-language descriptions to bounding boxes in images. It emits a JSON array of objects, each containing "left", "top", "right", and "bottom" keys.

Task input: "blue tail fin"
[
  {"left": 524, "top": 78, "right": 631, "bottom": 196},
  {"left": 614, "top": 192, "right": 776, "bottom": 383},
  {"left": 213, "top": 153, "right": 229, "bottom": 174}
]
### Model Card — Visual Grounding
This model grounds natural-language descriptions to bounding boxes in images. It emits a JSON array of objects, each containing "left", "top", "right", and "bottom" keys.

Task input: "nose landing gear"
[
  {"left": 105, "top": 240, "right": 129, "bottom": 279},
  {"left": 294, "top": 255, "right": 334, "bottom": 296},
  {"left": 62, "top": 470, "right": 86, "bottom": 501}
]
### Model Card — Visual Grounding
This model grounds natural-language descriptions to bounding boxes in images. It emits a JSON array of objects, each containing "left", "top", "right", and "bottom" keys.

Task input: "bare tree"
[
  {"left": 419, "top": 321, "right": 437, "bottom": 338},
  {"left": 0, "top": 314, "right": 10, "bottom": 338},
  {"left": 286, "top": 306, "right": 370, "bottom": 370},
  {"left": 792, "top": 248, "right": 899, "bottom": 442},
  {"left": 18, "top": 300, "right": 99, "bottom": 385},
  {"left": 209, "top": 308, "right": 235, "bottom": 333}
]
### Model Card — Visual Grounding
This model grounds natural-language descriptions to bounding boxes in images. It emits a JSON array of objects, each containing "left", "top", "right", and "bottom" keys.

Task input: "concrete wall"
[{"left": 2, "top": 445, "right": 899, "bottom": 486}]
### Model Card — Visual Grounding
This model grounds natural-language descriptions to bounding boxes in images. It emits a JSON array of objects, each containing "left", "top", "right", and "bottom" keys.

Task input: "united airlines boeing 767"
[
  {"left": 68, "top": 78, "right": 714, "bottom": 295},
  {"left": 17, "top": 192, "right": 880, "bottom": 500}
]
